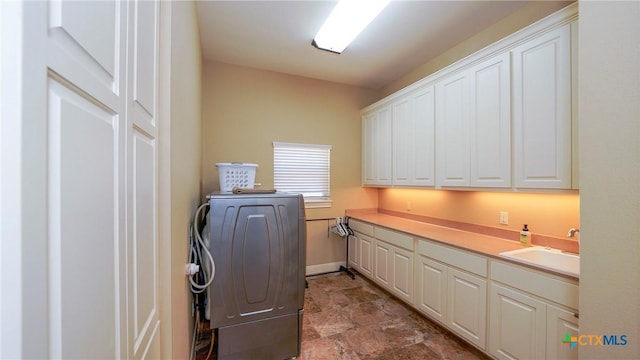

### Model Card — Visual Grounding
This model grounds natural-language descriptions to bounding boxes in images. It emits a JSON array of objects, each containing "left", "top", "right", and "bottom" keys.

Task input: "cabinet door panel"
[
  {"left": 391, "top": 247, "right": 413, "bottom": 303},
  {"left": 348, "top": 235, "right": 359, "bottom": 268},
  {"left": 412, "top": 86, "right": 436, "bottom": 185},
  {"left": 448, "top": 268, "right": 487, "bottom": 349},
  {"left": 393, "top": 86, "right": 435, "bottom": 186},
  {"left": 546, "top": 304, "right": 579, "bottom": 360},
  {"left": 374, "top": 241, "right": 391, "bottom": 288},
  {"left": 358, "top": 234, "right": 374, "bottom": 278},
  {"left": 469, "top": 53, "right": 511, "bottom": 187},
  {"left": 513, "top": 24, "right": 571, "bottom": 188},
  {"left": 414, "top": 256, "right": 447, "bottom": 324},
  {"left": 375, "top": 107, "right": 393, "bottom": 184},
  {"left": 362, "top": 107, "right": 392, "bottom": 185},
  {"left": 436, "top": 72, "right": 470, "bottom": 186},
  {"left": 362, "top": 113, "right": 377, "bottom": 185},
  {"left": 490, "top": 283, "right": 546, "bottom": 360},
  {"left": 392, "top": 97, "right": 412, "bottom": 185}
]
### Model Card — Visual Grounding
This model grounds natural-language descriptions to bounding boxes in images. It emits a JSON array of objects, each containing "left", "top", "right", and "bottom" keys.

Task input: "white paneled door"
[{"left": 9, "top": 1, "right": 161, "bottom": 358}]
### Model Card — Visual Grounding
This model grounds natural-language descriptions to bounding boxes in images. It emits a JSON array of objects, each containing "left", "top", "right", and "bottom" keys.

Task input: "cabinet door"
[
  {"left": 391, "top": 246, "right": 413, "bottom": 303},
  {"left": 358, "top": 234, "right": 374, "bottom": 279},
  {"left": 490, "top": 283, "right": 546, "bottom": 360},
  {"left": 414, "top": 255, "right": 447, "bottom": 325},
  {"left": 448, "top": 268, "right": 487, "bottom": 349},
  {"left": 469, "top": 53, "right": 511, "bottom": 187},
  {"left": 546, "top": 304, "right": 579, "bottom": 360},
  {"left": 362, "top": 112, "right": 377, "bottom": 185},
  {"left": 512, "top": 24, "right": 572, "bottom": 189},
  {"left": 374, "top": 240, "right": 392, "bottom": 289},
  {"left": 362, "top": 107, "right": 392, "bottom": 185},
  {"left": 436, "top": 71, "right": 470, "bottom": 186},
  {"left": 393, "top": 85, "right": 435, "bottom": 186},
  {"left": 348, "top": 234, "right": 359, "bottom": 269},
  {"left": 375, "top": 107, "right": 393, "bottom": 185},
  {"left": 412, "top": 85, "right": 436, "bottom": 186},
  {"left": 392, "top": 96, "right": 412, "bottom": 185}
]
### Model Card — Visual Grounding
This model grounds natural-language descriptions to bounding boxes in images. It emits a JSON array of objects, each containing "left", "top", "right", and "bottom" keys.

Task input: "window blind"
[{"left": 273, "top": 142, "right": 331, "bottom": 203}]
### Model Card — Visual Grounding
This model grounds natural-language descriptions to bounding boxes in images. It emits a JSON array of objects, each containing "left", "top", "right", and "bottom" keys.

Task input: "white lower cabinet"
[
  {"left": 347, "top": 220, "right": 580, "bottom": 360},
  {"left": 374, "top": 240, "right": 392, "bottom": 288},
  {"left": 358, "top": 233, "right": 374, "bottom": 279},
  {"left": 414, "top": 238, "right": 488, "bottom": 350},
  {"left": 448, "top": 268, "right": 487, "bottom": 349},
  {"left": 489, "top": 283, "right": 547, "bottom": 360},
  {"left": 348, "top": 220, "right": 375, "bottom": 279},
  {"left": 415, "top": 255, "right": 448, "bottom": 324},
  {"left": 546, "top": 304, "right": 579, "bottom": 360},
  {"left": 347, "top": 234, "right": 358, "bottom": 269},
  {"left": 489, "top": 261, "right": 579, "bottom": 360},
  {"left": 390, "top": 245, "right": 413, "bottom": 303},
  {"left": 373, "top": 227, "right": 415, "bottom": 304}
]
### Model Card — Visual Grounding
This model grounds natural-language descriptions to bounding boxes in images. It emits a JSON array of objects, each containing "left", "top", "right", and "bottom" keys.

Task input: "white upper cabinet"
[
  {"left": 363, "top": 106, "right": 392, "bottom": 185},
  {"left": 393, "top": 85, "right": 436, "bottom": 186},
  {"left": 436, "top": 71, "right": 471, "bottom": 187},
  {"left": 512, "top": 24, "right": 572, "bottom": 189},
  {"left": 469, "top": 53, "right": 511, "bottom": 187},
  {"left": 436, "top": 53, "right": 511, "bottom": 188},
  {"left": 361, "top": 5, "right": 577, "bottom": 191}
]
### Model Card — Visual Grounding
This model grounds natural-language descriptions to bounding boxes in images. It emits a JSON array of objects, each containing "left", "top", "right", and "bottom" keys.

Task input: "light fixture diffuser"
[{"left": 312, "top": 0, "right": 391, "bottom": 54}]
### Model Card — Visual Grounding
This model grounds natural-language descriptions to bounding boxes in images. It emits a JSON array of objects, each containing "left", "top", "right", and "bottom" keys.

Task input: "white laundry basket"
[{"left": 216, "top": 163, "right": 258, "bottom": 193}]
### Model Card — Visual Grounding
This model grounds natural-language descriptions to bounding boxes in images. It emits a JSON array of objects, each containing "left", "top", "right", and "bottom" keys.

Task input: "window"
[{"left": 273, "top": 142, "right": 332, "bottom": 208}]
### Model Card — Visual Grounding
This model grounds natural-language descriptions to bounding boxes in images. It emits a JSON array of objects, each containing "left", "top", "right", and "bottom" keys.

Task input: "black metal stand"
[{"left": 305, "top": 217, "right": 355, "bottom": 280}]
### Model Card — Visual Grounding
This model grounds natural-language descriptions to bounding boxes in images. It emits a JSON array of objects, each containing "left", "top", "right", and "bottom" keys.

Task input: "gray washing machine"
[{"left": 207, "top": 192, "right": 306, "bottom": 359}]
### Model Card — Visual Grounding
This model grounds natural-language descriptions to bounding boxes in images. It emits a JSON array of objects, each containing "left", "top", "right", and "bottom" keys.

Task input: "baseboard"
[{"left": 306, "top": 261, "right": 346, "bottom": 276}]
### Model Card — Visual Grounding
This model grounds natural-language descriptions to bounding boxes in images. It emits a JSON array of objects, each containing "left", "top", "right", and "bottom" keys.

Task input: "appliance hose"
[{"left": 189, "top": 203, "right": 215, "bottom": 293}]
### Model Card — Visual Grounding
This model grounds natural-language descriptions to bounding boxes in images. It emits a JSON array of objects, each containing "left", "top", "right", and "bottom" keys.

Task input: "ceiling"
[{"left": 196, "top": 1, "right": 552, "bottom": 90}]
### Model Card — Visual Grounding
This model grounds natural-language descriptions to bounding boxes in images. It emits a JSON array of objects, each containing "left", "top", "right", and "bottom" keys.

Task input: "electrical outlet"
[{"left": 499, "top": 211, "right": 509, "bottom": 225}]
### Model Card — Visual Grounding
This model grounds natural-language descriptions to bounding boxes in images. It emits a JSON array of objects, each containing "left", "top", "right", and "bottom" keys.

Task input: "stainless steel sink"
[{"left": 499, "top": 246, "right": 579, "bottom": 277}]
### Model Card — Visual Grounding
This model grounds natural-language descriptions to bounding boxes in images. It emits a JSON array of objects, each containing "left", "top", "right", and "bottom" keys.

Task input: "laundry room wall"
[{"left": 201, "top": 61, "right": 379, "bottom": 269}]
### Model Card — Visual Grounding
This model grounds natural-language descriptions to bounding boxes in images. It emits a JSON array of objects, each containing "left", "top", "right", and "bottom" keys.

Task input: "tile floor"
[
  {"left": 196, "top": 271, "right": 490, "bottom": 359},
  {"left": 301, "top": 272, "right": 489, "bottom": 360}
]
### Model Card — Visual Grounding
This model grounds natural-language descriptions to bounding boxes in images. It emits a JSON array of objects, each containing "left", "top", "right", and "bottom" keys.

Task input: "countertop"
[{"left": 346, "top": 209, "right": 578, "bottom": 280}]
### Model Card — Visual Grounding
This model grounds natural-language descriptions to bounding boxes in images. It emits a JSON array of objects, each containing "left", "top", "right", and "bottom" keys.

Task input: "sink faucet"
[{"left": 567, "top": 228, "right": 580, "bottom": 246}]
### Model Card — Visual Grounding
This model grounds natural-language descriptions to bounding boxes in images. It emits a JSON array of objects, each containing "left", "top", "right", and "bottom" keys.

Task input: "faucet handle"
[{"left": 567, "top": 228, "right": 580, "bottom": 237}]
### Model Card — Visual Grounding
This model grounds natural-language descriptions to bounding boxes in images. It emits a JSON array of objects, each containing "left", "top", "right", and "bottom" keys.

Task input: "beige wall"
[
  {"left": 159, "top": 1, "right": 202, "bottom": 359},
  {"left": 380, "top": 1, "right": 574, "bottom": 98},
  {"left": 579, "top": 2, "right": 640, "bottom": 358},
  {"left": 379, "top": 189, "right": 579, "bottom": 238},
  {"left": 201, "top": 61, "right": 379, "bottom": 267}
]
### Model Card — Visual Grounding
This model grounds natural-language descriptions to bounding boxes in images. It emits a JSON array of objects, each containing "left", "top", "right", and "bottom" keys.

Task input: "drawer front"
[
  {"left": 490, "top": 260, "right": 579, "bottom": 309},
  {"left": 349, "top": 219, "right": 374, "bottom": 237},
  {"left": 374, "top": 226, "right": 414, "bottom": 251},
  {"left": 417, "top": 238, "right": 487, "bottom": 277}
]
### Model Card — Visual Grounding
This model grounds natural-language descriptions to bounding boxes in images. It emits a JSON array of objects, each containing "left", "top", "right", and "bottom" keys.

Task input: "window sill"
[{"left": 304, "top": 199, "right": 332, "bottom": 209}]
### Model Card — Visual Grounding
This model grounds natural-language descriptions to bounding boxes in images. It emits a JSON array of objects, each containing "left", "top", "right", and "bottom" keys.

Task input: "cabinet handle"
[{"left": 574, "top": 313, "right": 579, "bottom": 318}]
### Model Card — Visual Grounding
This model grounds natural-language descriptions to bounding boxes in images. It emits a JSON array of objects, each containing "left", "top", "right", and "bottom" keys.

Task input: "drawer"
[
  {"left": 490, "top": 260, "right": 579, "bottom": 309},
  {"left": 417, "top": 238, "right": 487, "bottom": 277},
  {"left": 348, "top": 219, "right": 374, "bottom": 237},
  {"left": 374, "top": 226, "right": 414, "bottom": 251}
]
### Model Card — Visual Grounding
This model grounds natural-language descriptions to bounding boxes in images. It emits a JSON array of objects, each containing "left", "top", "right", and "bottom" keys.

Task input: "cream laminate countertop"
[{"left": 346, "top": 209, "right": 578, "bottom": 280}]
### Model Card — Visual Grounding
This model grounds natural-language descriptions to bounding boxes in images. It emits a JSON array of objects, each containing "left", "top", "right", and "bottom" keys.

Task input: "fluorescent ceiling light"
[{"left": 312, "top": 0, "right": 391, "bottom": 54}]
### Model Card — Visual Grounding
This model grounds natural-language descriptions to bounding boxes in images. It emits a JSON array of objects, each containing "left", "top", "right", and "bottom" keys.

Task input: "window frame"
[{"left": 273, "top": 141, "right": 332, "bottom": 208}]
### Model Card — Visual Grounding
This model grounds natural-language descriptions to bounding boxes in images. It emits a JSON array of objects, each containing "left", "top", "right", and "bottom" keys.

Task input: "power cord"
[{"left": 189, "top": 203, "right": 215, "bottom": 293}]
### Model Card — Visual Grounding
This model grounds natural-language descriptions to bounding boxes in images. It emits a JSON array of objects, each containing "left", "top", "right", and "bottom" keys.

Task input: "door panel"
[
  {"left": 44, "top": 0, "right": 160, "bottom": 358},
  {"left": 131, "top": 131, "right": 158, "bottom": 354},
  {"left": 127, "top": 1, "right": 160, "bottom": 358},
  {"left": 47, "top": 0, "right": 124, "bottom": 103},
  {"left": 48, "top": 78, "right": 122, "bottom": 359}
]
